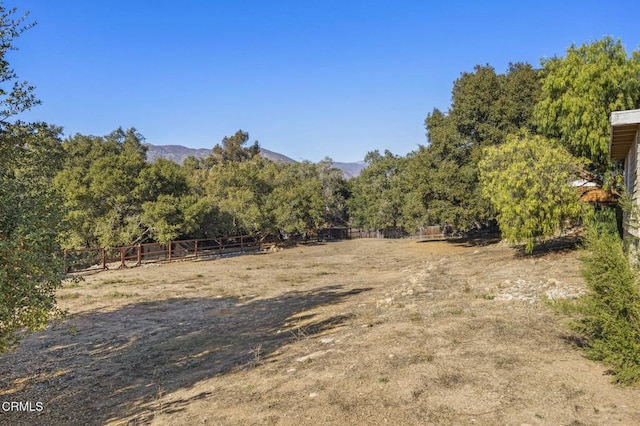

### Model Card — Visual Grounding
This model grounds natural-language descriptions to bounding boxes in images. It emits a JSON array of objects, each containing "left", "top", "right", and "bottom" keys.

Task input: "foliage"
[
  {"left": 266, "top": 161, "right": 324, "bottom": 235},
  {"left": 347, "top": 150, "right": 407, "bottom": 231},
  {"left": 572, "top": 209, "right": 640, "bottom": 384},
  {"left": 205, "top": 156, "right": 278, "bottom": 236},
  {"left": 0, "top": 3, "right": 67, "bottom": 352},
  {"left": 534, "top": 36, "right": 640, "bottom": 168},
  {"left": 0, "top": 123, "right": 66, "bottom": 352},
  {"left": 317, "top": 158, "right": 349, "bottom": 227},
  {"left": 395, "top": 63, "right": 541, "bottom": 233},
  {"left": 208, "top": 129, "right": 260, "bottom": 165},
  {"left": 55, "top": 128, "right": 149, "bottom": 247},
  {"left": 0, "top": 6, "right": 39, "bottom": 122},
  {"left": 451, "top": 62, "right": 541, "bottom": 148},
  {"left": 407, "top": 109, "right": 492, "bottom": 231},
  {"left": 478, "top": 131, "right": 582, "bottom": 252}
]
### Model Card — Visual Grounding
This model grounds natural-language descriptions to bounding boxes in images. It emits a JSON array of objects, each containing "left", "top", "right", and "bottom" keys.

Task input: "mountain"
[
  {"left": 144, "top": 144, "right": 296, "bottom": 164},
  {"left": 331, "top": 161, "right": 367, "bottom": 179},
  {"left": 143, "top": 143, "right": 366, "bottom": 178}
]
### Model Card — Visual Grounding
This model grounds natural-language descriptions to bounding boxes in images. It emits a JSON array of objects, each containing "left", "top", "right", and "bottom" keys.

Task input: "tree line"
[{"left": 2, "top": 0, "right": 639, "bottom": 351}]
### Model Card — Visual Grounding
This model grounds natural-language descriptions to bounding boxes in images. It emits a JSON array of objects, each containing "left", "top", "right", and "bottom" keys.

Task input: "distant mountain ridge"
[{"left": 144, "top": 143, "right": 366, "bottom": 178}]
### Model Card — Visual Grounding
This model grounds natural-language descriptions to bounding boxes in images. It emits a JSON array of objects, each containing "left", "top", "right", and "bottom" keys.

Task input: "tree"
[
  {"left": 0, "top": 4, "right": 66, "bottom": 352},
  {"left": 405, "top": 108, "right": 492, "bottom": 231},
  {"left": 266, "top": 161, "right": 324, "bottom": 235},
  {"left": 534, "top": 37, "right": 640, "bottom": 169},
  {"left": 401, "top": 63, "right": 540, "bottom": 232},
  {"left": 55, "top": 128, "right": 149, "bottom": 247},
  {"left": 205, "top": 156, "right": 277, "bottom": 236},
  {"left": 450, "top": 63, "right": 541, "bottom": 149},
  {"left": 348, "top": 150, "right": 407, "bottom": 232},
  {"left": 317, "top": 158, "right": 349, "bottom": 227},
  {"left": 208, "top": 130, "right": 260, "bottom": 165},
  {"left": 478, "top": 131, "right": 582, "bottom": 252}
]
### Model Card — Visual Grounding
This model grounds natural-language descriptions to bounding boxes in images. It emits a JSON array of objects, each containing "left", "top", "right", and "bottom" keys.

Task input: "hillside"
[{"left": 144, "top": 143, "right": 366, "bottom": 178}]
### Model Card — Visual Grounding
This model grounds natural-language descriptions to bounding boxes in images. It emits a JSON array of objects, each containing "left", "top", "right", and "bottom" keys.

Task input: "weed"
[
  {"left": 435, "top": 371, "right": 464, "bottom": 388},
  {"left": 249, "top": 343, "right": 263, "bottom": 367},
  {"left": 377, "top": 377, "right": 389, "bottom": 384},
  {"left": 58, "top": 292, "right": 82, "bottom": 300},
  {"left": 483, "top": 294, "right": 495, "bottom": 300},
  {"left": 289, "top": 321, "right": 310, "bottom": 340},
  {"left": 101, "top": 278, "right": 126, "bottom": 285},
  {"left": 108, "top": 291, "right": 139, "bottom": 298},
  {"left": 544, "top": 296, "right": 580, "bottom": 315},
  {"left": 495, "top": 356, "right": 518, "bottom": 369},
  {"left": 409, "top": 311, "right": 422, "bottom": 322}
]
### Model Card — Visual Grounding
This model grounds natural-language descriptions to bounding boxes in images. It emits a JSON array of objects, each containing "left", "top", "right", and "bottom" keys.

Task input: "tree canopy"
[
  {"left": 0, "top": 6, "right": 66, "bottom": 352},
  {"left": 478, "top": 132, "right": 582, "bottom": 252},
  {"left": 534, "top": 37, "right": 640, "bottom": 168}
]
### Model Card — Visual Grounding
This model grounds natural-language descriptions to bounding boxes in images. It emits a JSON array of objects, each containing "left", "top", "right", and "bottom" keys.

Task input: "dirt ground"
[{"left": 1, "top": 237, "right": 639, "bottom": 425}]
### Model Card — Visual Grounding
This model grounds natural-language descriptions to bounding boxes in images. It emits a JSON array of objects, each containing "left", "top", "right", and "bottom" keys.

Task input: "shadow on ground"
[
  {"left": 514, "top": 235, "right": 583, "bottom": 258},
  {"left": 0, "top": 285, "right": 370, "bottom": 425}
]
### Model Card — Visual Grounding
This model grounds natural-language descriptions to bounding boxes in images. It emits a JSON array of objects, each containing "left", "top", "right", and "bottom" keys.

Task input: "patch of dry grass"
[{"left": 0, "top": 239, "right": 638, "bottom": 425}]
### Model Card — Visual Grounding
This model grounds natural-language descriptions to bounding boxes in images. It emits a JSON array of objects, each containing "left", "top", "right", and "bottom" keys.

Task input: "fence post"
[
  {"left": 194, "top": 240, "right": 198, "bottom": 259},
  {"left": 119, "top": 247, "right": 126, "bottom": 269},
  {"left": 136, "top": 244, "right": 142, "bottom": 266},
  {"left": 241, "top": 235, "right": 244, "bottom": 250},
  {"left": 102, "top": 248, "right": 106, "bottom": 270},
  {"left": 168, "top": 241, "right": 172, "bottom": 262}
]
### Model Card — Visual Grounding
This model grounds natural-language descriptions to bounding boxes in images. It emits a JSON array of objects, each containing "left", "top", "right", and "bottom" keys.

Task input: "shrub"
[{"left": 573, "top": 209, "right": 640, "bottom": 384}]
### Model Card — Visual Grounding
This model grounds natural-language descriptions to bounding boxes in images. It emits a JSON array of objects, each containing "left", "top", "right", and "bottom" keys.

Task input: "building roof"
[
  {"left": 610, "top": 109, "right": 640, "bottom": 160},
  {"left": 578, "top": 187, "right": 617, "bottom": 204}
]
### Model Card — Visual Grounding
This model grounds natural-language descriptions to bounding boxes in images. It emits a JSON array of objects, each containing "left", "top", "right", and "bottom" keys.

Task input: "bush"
[{"left": 573, "top": 209, "right": 640, "bottom": 384}]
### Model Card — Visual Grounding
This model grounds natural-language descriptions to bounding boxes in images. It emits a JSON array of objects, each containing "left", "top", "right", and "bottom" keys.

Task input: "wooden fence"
[
  {"left": 63, "top": 235, "right": 261, "bottom": 273},
  {"left": 64, "top": 227, "right": 454, "bottom": 273}
]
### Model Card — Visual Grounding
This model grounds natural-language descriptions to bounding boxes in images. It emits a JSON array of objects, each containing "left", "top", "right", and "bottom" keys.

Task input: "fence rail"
[
  {"left": 64, "top": 235, "right": 261, "bottom": 273},
  {"left": 63, "top": 227, "right": 456, "bottom": 273}
]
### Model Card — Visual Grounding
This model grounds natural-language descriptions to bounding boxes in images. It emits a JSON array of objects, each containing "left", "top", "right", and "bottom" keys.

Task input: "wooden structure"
[{"left": 610, "top": 109, "right": 640, "bottom": 241}]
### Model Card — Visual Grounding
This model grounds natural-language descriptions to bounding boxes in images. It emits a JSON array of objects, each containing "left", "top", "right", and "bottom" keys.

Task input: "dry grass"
[{"left": 0, "top": 239, "right": 639, "bottom": 425}]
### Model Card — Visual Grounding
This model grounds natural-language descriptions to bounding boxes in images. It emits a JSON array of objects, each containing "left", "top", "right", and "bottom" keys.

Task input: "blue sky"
[{"left": 10, "top": 0, "right": 640, "bottom": 162}]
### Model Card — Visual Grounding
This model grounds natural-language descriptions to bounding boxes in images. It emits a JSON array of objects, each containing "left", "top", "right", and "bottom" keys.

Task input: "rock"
[{"left": 296, "top": 349, "right": 333, "bottom": 363}]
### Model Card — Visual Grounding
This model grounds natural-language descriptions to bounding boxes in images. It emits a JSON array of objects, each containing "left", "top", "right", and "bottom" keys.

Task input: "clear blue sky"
[{"left": 10, "top": 0, "right": 640, "bottom": 162}]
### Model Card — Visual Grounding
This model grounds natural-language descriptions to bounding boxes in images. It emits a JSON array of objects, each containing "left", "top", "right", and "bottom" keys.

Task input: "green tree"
[
  {"left": 450, "top": 63, "right": 541, "bottom": 149},
  {"left": 317, "top": 158, "right": 349, "bottom": 227},
  {"left": 266, "top": 161, "right": 324, "bottom": 235},
  {"left": 135, "top": 158, "right": 189, "bottom": 202},
  {"left": 534, "top": 37, "right": 640, "bottom": 168},
  {"left": 402, "top": 63, "right": 540, "bottom": 232},
  {"left": 0, "top": 4, "right": 66, "bottom": 352},
  {"left": 55, "top": 128, "right": 149, "bottom": 247},
  {"left": 406, "top": 109, "right": 492, "bottom": 231},
  {"left": 208, "top": 130, "right": 260, "bottom": 165},
  {"left": 348, "top": 150, "right": 407, "bottom": 232},
  {"left": 478, "top": 131, "right": 582, "bottom": 252},
  {"left": 205, "top": 156, "right": 277, "bottom": 237}
]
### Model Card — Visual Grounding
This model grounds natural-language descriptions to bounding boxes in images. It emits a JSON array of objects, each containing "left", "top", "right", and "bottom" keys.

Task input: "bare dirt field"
[{"left": 1, "top": 238, "right": 639, "bottom": 425}]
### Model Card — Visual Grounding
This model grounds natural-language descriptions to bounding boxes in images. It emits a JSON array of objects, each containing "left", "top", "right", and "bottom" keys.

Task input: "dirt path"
[{"left": 0, "top": 238, "right": 638, "bottom": 425}]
